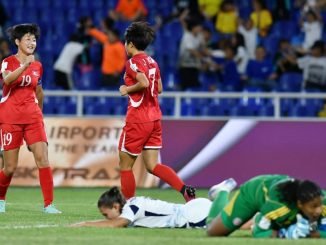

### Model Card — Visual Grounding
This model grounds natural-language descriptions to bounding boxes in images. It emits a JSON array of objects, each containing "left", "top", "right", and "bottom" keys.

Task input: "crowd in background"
[{"left": 0, "top": 0, "right": 326, "bottom": 93}]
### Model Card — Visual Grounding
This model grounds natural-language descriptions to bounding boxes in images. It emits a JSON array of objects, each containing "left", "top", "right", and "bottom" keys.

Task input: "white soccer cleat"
[
  {"left": 43, "top": 204, "right": 62, "bottom": 214},
  {"left": 208, "top": 178, "right": 237, "bottom": 201},
  {"left": 0, "top": 200, "right": 5, "bottom": 213}
]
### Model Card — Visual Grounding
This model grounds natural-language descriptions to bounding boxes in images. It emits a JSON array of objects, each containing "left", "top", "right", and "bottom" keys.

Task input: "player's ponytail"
[{"left": 97, "top": 186, "right": 127, "bottom": 212}]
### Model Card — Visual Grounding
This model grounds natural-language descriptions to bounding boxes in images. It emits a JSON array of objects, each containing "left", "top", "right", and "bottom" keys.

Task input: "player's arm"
[
  {"left": 2, "top": 55, "right": 34, "bottom": 85},
  {"left": 252, "top": 213, "right": 278, "bottom": 238},
  {"left": 70, "top": 217, "right": 130, "bottom": 228},
  {"left": 120, "top": 72, "right": 149, "bottom": 96},
  {"left": 36, "top": 85, "right": 44, "bottom": 111},
  {"left": 158, "top": 78, "right": 163, "bottom": 94},
  {"left": 87, "top": 28, "right": 108, "bottom": 44}
]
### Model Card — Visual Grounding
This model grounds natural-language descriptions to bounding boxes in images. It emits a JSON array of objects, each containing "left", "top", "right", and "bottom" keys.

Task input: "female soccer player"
[
  {"left": 0, "top": 24, "right": 61, "bottom": 214},
  {"left": 206, "top": 175, "right": 326, "bottom": 239},
  {"left": 118, "top": 21, "right": 195, "bottom": 202},
  {"left": 71, "top": 186, "right": 211, "bottom": 228}
]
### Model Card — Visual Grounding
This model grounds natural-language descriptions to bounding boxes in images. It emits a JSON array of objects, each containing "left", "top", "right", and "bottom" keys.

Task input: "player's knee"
[{"left": 3, "top": 164, "right": 17, "bottom": 176}]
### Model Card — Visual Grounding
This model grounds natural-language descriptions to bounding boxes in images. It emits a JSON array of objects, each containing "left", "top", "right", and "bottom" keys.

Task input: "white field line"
[{"left": 0, "top": 224, "right": 60, "bottom": 229}]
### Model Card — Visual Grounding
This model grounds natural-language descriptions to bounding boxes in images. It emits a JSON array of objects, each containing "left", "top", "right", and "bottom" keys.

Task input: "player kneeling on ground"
[
  {"left": 206, "top": 174, "right": 326, "bottom": 239},
  {"left": 71, "top": 187, "right": 211, "bottom": 228}
]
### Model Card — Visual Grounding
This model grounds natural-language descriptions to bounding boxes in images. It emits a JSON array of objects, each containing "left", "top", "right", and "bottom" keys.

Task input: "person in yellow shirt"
[
  {"left": 215, "top": 0, "right": 238, "bottom": 35},
  {"left": 198, "top": 0, "right": 223, "bottom": 20},
  {"left": 250, "top": 0, "right": 273, "bottom": 37}
]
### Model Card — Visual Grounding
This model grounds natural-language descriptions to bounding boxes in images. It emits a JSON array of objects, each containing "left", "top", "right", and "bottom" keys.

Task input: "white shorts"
[{"left": 181, "top": 198, "right": 212, "bottom": 228}]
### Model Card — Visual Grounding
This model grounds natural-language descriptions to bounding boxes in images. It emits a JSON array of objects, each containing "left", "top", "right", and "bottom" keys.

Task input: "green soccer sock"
[{"left": 206, "top": 191, "right": 229, "bottom": 225}]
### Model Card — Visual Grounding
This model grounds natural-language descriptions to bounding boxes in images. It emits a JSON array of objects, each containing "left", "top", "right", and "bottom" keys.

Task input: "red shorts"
[
  {"left": 118, "top": 120, "right": 162, "bottom": 156},
  {"left": 0, "top": 122, "right": 47, "bottom": 151}
]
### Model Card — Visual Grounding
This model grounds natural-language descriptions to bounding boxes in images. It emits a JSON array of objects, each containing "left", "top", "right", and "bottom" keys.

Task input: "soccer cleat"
[
  {"left": 182, "top": 185, "right": 196, "bottom": 202},
  {"left": 43, "top": 204, "right": 62, "bottom": 214},
  {"left": 208, "top": 178, "right": 237, "bottom": 201},
  {"left": 0, "top": 200, "right": 5, "bottom": 213}
]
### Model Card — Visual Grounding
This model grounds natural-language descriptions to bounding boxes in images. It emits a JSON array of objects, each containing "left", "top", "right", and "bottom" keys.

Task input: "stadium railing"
[{"left": 40, "top": 90, "right": 326, "bottom": 119}]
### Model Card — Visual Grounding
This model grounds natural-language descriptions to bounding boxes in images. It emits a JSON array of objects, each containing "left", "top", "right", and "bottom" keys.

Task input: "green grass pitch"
[{"left": 0, "top": 187, "right": 324, "bottom": 245}]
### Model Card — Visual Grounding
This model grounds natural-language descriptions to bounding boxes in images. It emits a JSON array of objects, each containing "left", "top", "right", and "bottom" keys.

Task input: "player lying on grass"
[
  {"left": 71, "top": 186, "right": 211, "bottom": 228},
  {"left": 206, "top": 174, "right": 326, "bottom": 239}
]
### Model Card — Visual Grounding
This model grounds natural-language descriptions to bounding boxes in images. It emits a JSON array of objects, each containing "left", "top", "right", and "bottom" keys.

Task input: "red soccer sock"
[
  {"left": 0, "top": 170, "right": 13, "bottom": 200},
  {"left": 39, "top": 167, "right": 54, "bottom": 207},
  {"left": 152, "top": 164, "right": 184, "bottom": 192},
  {"left": 120, "top": 170, "right": 136, "bottom": 199}
]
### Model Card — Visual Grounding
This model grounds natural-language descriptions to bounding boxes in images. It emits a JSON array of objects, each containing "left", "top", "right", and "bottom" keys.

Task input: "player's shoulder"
[
  {"left": 2, "top": 55, "right": 15, "bottom": 63},
  {"left": 33, "top": 60, "right": 42, "bottom": 67}
]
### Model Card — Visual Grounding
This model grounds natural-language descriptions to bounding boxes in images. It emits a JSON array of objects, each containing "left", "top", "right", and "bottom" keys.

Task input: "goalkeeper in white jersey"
[{"left": 72, "top": 187, "right": 212, "bottom": 228}]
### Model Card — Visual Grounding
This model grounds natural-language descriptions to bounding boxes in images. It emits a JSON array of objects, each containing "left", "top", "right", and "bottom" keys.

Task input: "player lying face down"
[
  {"left": 206, "top": 175, "right": 326, "bottom": 239},
  {"left": 71, "top": 187, "right": 211, "bottom": 228}
]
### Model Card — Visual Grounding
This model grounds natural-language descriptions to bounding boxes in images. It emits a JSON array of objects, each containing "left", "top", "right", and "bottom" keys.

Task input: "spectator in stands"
[
  {"left": 109, "top": 0, "right": 148, "bottom": 22},
  {"left": 0, "top": 2, "right": 8, "bottom": 37},
  {"left": 75, "top": 16, "right": 94, "bottom": 73},
  {"left": 243, "top": 46, "right": 276, "bottom": 91},
  {"left": 0, "top": 38, "right": 11, "bottom": 63},
  {"left": 216, "top": 45, "right": 241, "bottom": 91},
  {"left": 300, "top": 9, "right": 323, "bottom": 52},
  {"left": 215, "top": 0, "right": 238, "bottom": 36},
  {"left": 178, "top": 14, "right": 205, "bottom": 91},
  {"left": 155, "top": 0, "right": 203, "bottom": 30},
  {"left": 296, "top": 40, "right": 326, "bottom": 91},
  {"left": 231, "top": 32, "right": 249, "bottom": 75},
  {"left": 87, "top": 23, "right": 126, "bottom": 89},
  {"left": 238, "top": 18, "right": 258, "bottom": 59},
  {"left": 250, "top": 0, "right": 273, "bottom": 37},
  {"left": 198, "top": 0, "right": 223, "bottom": 21},
  {"left": 273, "top": 39, "right": 301, "bottom": 79},
  {"left": 271, "top": 0, "right": 291, "bottom": 20},
  {"left": 53, "top": 34, "right": 85, "bottom": 90}
]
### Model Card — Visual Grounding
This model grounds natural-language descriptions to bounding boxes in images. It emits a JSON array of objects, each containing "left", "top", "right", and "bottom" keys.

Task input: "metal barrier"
[{"left": 42, "top": 90, "right": 326, "bottom": 120}]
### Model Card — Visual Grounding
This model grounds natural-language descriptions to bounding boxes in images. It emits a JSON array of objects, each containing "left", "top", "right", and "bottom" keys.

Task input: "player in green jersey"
[{"left": 206, "top": 175, "right": 326, "bottom": 239}]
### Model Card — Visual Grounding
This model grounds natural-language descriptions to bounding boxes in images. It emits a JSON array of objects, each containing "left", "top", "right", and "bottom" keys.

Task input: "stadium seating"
[{"left": 2, "top": 0, "right": 325, "bottom": 117}]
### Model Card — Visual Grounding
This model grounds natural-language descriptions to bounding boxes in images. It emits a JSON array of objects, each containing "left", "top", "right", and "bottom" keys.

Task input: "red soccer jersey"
[
  {"left": 124, "top": 53, "right": 162, "bottom": 123},
  {"left": 0, "top": 55, "right": 43, "bottom": 124}
]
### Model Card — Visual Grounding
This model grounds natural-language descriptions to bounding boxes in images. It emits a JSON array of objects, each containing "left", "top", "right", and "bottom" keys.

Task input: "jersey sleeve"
[
  {"left": 37, "top": 62, "right": 43, "bottom": 86},
  {"left": 252, "top": 199, "right": 291, "bottom": 238},
  {"left": 1, "top": 58, "right": 13, "bottom": 73},
  {"left": 119, "top": 197, "right": 142, "bottom": 223},
  {"left": 125, "top": 58, "right": 146, "bottom": 80}
]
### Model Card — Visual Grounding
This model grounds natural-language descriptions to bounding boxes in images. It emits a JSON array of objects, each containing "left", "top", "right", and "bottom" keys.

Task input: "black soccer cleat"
[{"left": 181, "top": 185, "right": 196, "bottom": 202}]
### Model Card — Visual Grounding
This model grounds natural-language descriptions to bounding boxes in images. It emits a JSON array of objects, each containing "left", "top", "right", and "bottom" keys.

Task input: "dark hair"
[
  {"left": 311, "top": 40, "right": 325, "bottom": 53},
  {"left": 124, "top": 21, "right": 155, "bottom": 51},
  {"left": 277, "top": 179, "right": 322, "bottom": 205},
  {"left": 6, "top": 23, "right": 40, "bottom": 45},
  {"left": 97, "top": 187, "right": 126, "bottom": 213},
  {"left": 233, "top": 33, "right": 245, "bottom": 48}
]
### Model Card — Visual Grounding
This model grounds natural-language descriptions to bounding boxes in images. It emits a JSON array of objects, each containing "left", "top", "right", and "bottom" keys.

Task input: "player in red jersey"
[
  {"left": 118, "top": 22, "right": 196, "bottom": 202},
  {"left": 0, "top": 24, "right": 61, "bottom": 214}
]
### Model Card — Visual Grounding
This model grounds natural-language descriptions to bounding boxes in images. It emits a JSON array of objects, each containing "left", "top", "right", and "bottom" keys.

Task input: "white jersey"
[{"left": 119, "top": 197, "right": 212, "bottom": 228}]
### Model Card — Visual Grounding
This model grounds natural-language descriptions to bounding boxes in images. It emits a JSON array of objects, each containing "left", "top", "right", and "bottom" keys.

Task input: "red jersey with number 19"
[
  {"left": 124, "top": 53, "right": 162, "bottom": 123},
  {"left": 0, "top": 55, "right": 43, "bottom": 124}
]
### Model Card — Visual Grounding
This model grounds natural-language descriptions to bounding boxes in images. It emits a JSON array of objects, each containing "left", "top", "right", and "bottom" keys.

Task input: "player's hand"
[
  {"left": 119, "top": 85, "right": 128, "bottom": 96},
  {"left": 69, "top": 222, "right": 87, "bottom": 227},
  {"left": 23, "top": 55, "right": 35, "bottom": 67},
  {"left": 279, "top": 214, "right": 310, "bottom": 239}
]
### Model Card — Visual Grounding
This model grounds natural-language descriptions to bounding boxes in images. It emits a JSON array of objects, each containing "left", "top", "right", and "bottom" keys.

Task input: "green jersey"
[
  {"left": 244, "top": 175, "right": 326, "bottom": 238},
  {"left": 213, "top": 174, "right": 326, "bottom": 238}
]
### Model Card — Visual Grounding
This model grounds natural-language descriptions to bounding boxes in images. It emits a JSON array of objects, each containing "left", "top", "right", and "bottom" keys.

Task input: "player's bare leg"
[{"left": 0, "top": 148, "right": 19, "bottom": 212}]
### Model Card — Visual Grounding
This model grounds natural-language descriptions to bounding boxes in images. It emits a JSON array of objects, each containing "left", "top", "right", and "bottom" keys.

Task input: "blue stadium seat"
[{"left": 278, "top": 73, "right": 303, "bottom": 92}]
